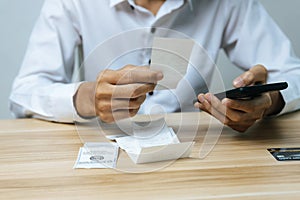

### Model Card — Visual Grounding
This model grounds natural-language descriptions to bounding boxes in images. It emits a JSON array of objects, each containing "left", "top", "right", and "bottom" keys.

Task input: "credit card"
[{"left": 268, "top": 148, "right": 300, "bottom": 161}]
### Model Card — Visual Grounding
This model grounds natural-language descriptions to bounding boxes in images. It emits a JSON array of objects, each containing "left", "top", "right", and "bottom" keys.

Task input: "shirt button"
[{"left": 150, "top": 27, "right": 156, "bottom": 34}]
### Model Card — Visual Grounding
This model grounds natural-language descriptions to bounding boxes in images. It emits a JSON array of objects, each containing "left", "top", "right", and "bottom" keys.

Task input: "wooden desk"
[{"left": 0, "top": 112, "right": 300, "bottom": 199}]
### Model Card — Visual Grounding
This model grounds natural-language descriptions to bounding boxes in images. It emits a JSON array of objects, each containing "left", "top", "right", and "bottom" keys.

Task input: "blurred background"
[{"left": 1, "top": 0, "right": 300, "bottom": 119}]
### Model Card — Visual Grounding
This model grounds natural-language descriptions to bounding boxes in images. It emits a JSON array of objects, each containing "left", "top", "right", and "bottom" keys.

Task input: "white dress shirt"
[{"left": 10, "top": 0, "right": 300, "bottom": 122}]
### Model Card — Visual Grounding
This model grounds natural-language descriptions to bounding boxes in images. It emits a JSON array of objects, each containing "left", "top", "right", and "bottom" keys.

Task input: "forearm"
[{"left": 74, "top": 82, "right": 96, "bottom": 118}]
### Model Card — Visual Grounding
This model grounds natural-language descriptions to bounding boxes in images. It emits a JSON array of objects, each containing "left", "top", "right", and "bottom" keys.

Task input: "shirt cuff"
[
  {"left": 49, "top": 82, "right": 94, "bottom": 123},
  {"left": 277, "top": 79, "right": 300, "bottom": 115}
]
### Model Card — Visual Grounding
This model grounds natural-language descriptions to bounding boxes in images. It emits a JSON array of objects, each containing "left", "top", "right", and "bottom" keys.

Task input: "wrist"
[
  {"left": 74, "top": 82, "right": 96, "bottom": 118},
  {"left": 265, "top": 91, "right": 285, "bottom": 116}
]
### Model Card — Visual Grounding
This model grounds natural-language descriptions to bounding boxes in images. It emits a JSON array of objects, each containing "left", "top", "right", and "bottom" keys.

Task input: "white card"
[{"left": 150, "top": 37, "right": 195, "bottom": 90}]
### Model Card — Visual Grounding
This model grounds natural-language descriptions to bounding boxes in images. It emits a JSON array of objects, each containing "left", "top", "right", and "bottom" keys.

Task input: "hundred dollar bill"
[{"left": 73, "top": 142, "right": 119, "bottom": 169}]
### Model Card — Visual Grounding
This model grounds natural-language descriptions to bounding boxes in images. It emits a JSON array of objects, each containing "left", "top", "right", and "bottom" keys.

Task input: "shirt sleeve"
[
  {"left": 222, "top": 0, "right": 300, "bottom": 115},
  {"left": 9, "top": 0, "right": 87, "bottom": 122}
]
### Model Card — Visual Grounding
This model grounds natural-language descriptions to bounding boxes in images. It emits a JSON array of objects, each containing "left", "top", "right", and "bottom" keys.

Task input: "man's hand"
[
  {"left": 194, "top": 65, "right": 285, "bottom": 132},
  {"left": 74, "top": 65, "right": 163, "bottom": 123}
]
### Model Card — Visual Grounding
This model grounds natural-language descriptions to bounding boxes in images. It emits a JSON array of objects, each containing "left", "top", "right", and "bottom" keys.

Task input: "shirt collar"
[{"left": 109, "top": 0, "right": 194, "bottom": 12}]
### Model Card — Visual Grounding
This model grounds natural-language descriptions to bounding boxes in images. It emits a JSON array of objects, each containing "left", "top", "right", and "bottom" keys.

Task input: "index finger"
[{"left": 108, "top": 65, "right": 163, "bottom": 85}]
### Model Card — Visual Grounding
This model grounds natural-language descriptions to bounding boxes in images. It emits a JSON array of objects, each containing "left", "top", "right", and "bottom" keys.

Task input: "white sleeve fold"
[
  {"left": 9, "top": 0, "right": 89, "bottom": 123},
  {"left": 223, "top": 0, "right": 300, "bottom": 115}
]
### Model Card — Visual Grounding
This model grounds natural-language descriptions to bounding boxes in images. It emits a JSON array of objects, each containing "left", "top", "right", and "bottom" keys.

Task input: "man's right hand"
[{"left": 74, "top": 65, "right": 163, "bottom": 123}]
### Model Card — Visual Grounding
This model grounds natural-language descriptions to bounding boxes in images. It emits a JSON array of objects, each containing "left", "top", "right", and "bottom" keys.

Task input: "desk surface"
[{"left": 0, "top": 112, "right": 300, "bottom": 200}]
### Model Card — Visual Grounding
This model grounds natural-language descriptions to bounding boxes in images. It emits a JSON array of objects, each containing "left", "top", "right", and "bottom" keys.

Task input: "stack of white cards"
[
  {"left": 115, "top": 119, "right": 179, "bottom": 153},
  {"left": 115, "top": 118, "right": 194, "bottom": 164},
  {"left": 73, "top": 142, "right": 119, "bottom": 169}
]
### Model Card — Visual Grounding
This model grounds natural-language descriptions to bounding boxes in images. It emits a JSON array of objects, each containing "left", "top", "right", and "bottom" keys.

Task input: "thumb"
[{"left": 233, "top": 64, "right": 267, "bottom": 87}]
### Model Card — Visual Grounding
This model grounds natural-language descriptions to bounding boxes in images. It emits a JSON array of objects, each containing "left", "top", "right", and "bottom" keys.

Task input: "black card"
[{"left": 268, "top": 148, "right": 300, "bottom": 161}]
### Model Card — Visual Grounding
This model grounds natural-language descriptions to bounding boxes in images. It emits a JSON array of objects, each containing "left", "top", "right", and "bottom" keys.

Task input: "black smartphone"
[{"left": 214, "top": 82, "right": 288, "bottom": 100}]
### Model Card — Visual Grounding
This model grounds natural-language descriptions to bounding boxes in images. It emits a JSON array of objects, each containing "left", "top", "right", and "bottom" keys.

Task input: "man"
[{"left": 10, "top": 0, "right": 300, "bottom": 132}]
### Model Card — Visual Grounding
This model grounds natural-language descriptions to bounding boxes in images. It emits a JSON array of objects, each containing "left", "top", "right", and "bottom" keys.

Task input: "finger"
[
  {"left": 207, "top": 93, "right": 263, "bottom": 126},
  {"left": 229, "top": 123, "right": 254, "bottom": 132},
  {"left": 110, "top": 109, "right": 139, "bottom": 122},
  {"left": 197, "top": 94, "right": 229, "bottom": 124},
  {"left": 222, "top": 95, "right": 271, "bottom": 113},
  {"left": 116, "top": 66, "right": 163, "bottom": 84},
  {"left": 198, "top": 99, "right": 256, "bottom": 132},
  {"left": 99, "top": 65, "right": 163, "bottom": 85},
  {"left": 97, "top": 109, "right": 139, "bottom": 123},
  {"left": 111, "top": 96, "right": 146, "bottom": 111},
  {"left": 205, "top": 93, "right": 227, "bottom": 116},
  {"left": 96, "top": 83, "right": 154, "bottom": 99},
  {"left": 96, "top": 96, "right": 145, "bottom": 112},
  {"left": 223, "top": 106, "right": 263, "bottom": 124},
  {"left": 198, "top": 102, "right": 230, "bottom": 125},
  {"left": 204, "top": 93, "right": 263, "bottom": 129},
  {"left": 233, "top": 64, "right": 267, "bottom": 87},
  {"left": 233, "top": 71, "right": 254, "bottom": 87},
  {"left": 222, "top": 98, "right": 254, "bottom": 113},
  {"left": 112, "top": 83, "right": 155, "bottom": 98},
  {"left": 220, "top": 106, "right": 246, "bottom": 123},
  {"left": 227, "top": 117, "right": 257, "bottom": 126},
  {"left": 196, "top": 93, "right": 212, "bottom": 112},
  {"left": 95, "top": 82, "right": 114, "bottom": 99},
  {"left": 249, "top": 64, "right": 267, "bottom": 84}
]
